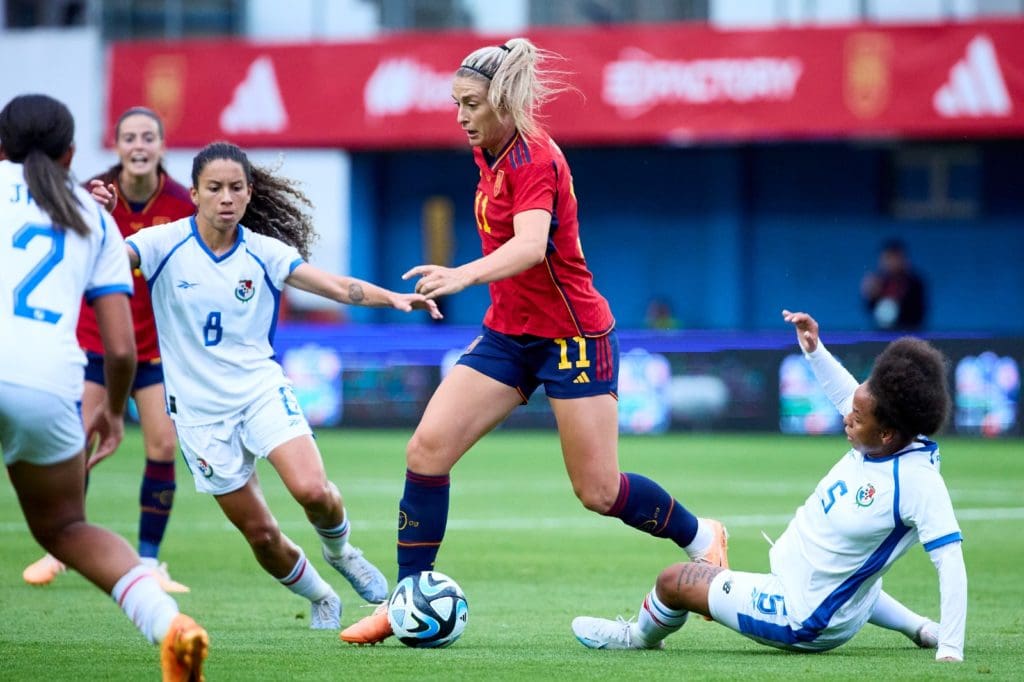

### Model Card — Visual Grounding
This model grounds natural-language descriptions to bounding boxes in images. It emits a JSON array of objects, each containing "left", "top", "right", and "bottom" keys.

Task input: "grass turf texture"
[{"left": 2, "top": 429, "right": 1021, "bottom": 680}]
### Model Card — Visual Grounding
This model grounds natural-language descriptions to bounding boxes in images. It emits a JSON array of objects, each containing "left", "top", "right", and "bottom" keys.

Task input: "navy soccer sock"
[
  {"left": 397, "top": 469, "right": 450, "bottom": 581},
  {"left": 138, "top": 459, "right": 175, "bottom": 559},
  {"left": 604, "top": 472, "right": 698, "bottom": 549}
]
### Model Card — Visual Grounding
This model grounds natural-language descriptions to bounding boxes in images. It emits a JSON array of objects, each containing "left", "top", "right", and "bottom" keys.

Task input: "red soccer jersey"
[
  {"left": 77, "top": 169, "right": 194, "bottom": 361},
  {"left": 472, "top": 132, "right": 615, "bottom": 338}
]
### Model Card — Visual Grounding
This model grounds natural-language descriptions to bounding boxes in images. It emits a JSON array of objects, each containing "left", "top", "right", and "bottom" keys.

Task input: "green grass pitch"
[{"left": 2, "top": 429, "right": 1021, "bottom": 680}]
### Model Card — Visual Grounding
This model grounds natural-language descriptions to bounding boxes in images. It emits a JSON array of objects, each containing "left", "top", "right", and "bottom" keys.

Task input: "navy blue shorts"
[
  {"left": 84, "top": 352, "right": 164, "bottom": 391},
  {"left": 456, "top": 327, "right": 618, "bottom": 401}
]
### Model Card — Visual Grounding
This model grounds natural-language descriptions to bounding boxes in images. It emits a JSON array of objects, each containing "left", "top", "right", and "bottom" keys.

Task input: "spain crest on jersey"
[{"left": 235, "top": 278, "right": 255, "bottom": 302}]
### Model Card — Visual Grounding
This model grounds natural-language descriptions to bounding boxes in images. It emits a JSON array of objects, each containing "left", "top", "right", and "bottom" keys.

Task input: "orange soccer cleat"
[
  {"left": 339, "top": 603, "right": 393, "bottom": 646},
  {"left": 22, "top": 553, "right": 66, "bottom": 586},
  {"left": 160, "top": 613, "right": 208, "bottom": 682}
]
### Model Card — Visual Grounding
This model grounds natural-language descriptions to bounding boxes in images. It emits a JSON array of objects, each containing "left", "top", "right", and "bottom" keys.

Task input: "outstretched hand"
[
  {"left": 390, "top": 292, "right": 443, "bottom": 320},
  {"left": 88, "top": 179, "right": 117, "bottom": 213},
  {"left": 781, "top": 309, "right": 820, "bottom": 353},
  {"left": 402, "top": 264, "right": 472, "bottom": 299}
]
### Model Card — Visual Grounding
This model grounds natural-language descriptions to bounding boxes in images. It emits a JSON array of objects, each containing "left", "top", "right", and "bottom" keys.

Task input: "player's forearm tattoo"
[{"left": 348, "top": 282, "right": 365, "bottom": 303}]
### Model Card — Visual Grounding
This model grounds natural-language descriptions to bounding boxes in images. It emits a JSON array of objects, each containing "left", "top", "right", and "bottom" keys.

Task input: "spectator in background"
[
  {"left": 645, "top": 296, "right": 679, "bottom": 330},
  {"left": 22, "top": 106, "right": 193, "bottom": 593},
  {"left": 1, "top": 93, "right": 207, "bottom": 681},
  {"left": 861, "top": 239, "right": 927, "bottom": 331}
]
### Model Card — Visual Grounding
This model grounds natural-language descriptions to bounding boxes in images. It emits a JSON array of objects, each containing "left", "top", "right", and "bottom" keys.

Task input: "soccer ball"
[{"left": 387, "top": 571, "right": 468, "bottom": 648}]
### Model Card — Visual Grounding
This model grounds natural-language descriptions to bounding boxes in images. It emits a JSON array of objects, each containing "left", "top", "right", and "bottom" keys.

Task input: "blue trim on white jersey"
[
  {"left": 288, "top": 258, "right": 303, "bottom": 274},
  {"left": 738, "top": 614, "right": 798, "bottom": 644},
  {"left": 244, "top": 247, "right": 283, "bottom": 346},
  {"left": 892, "top": 455, "right": 902, "bottom": 526},
  {"left": 190, "top": 216, "right": 244, "bottom": 263},
  {"left": 147, "top": 229, "right": 195, "bottom": 290},
  {"left": 859, "top": 437, "right": 938, "bottom": 464},
  {"left": 83, "top": 283, "right": 132, "bottom": 302},
  {"left": 923, "top": 532, "right": 963, "bottom": 552}
]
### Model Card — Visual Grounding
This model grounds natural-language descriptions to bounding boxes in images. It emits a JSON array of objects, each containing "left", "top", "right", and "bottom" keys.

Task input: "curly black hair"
[
  {"left": 191, "top": 142, "right": 317, "bottom": 260},
  {"left": 867, "top": 337, "right": 951, "bottom": 438}
]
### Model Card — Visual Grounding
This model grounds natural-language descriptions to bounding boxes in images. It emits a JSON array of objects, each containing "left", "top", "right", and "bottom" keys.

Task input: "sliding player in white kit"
[
  {"left": 572, "top": 309, "right": 967, "bottom": 662},
  {"left": 1, "top": 94, "right": 206, "bottom": 681},
  {"left": 114, "top": 141, "right": 441, "bottom": 632}
]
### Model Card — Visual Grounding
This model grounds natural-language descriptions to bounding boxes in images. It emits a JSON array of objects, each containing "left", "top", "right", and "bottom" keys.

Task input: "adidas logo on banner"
[
  {"left": 220, "top": 56, "right": 289, "bottom": 134},
  {"left": 933, "top": 35, "right": 1012, "bottom": 118},
  {"left": 573, "top": 372, "right": 590, "bottom": 384}
]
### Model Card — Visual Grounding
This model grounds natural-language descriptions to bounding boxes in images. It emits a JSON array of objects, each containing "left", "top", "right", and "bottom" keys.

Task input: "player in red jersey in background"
[
  {"left": 341, "top": 37, "right": 728, "bottom": 645},
  {"left": 22, "top": 107, "right": 194, "bottom": 592}
]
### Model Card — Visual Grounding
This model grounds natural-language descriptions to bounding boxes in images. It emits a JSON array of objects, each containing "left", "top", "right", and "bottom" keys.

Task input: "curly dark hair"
[
  {"left": 191, "top": 141, "right": 317, "bottom": 260},
  {"left": 867, "top": 337, "right": 951, "bottom": 438}
]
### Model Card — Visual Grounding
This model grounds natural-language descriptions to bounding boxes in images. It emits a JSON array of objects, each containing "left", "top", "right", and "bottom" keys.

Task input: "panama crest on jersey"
[
  {"left": 235, "top": 278, "right": 255, "bottom": 302},
  {"left": 855, "top": 483, "right": 877, "bottom": 507},
  {"left": 196, "top": 457, "right": 214, "bottom": 478}
]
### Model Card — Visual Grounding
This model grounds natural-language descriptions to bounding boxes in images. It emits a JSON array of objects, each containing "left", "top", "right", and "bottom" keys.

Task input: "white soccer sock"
[
  {"left": 111, "top": 564, "right": 179, "bottom": 644},
  {"left": 683, "top": 519, "right": 714, "bottom": 561},
  {"left": 316, "top": 517, "right": 350, "bottom": 558},
  {"left": 868, "top": 590, "right": 928, "bottom": 637},
  {"left": 279, "top": 549, "right": 335, "bottom": 602},
  {"left": 635, "top": 587, "right": 689, "bottom": 645}
]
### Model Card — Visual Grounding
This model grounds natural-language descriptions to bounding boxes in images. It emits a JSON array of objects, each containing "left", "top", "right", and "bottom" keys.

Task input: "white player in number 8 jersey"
[
  {"left": 572, "top": 309, "right": 966, "bottom": 663},
  {"left": 119, "top": 140, "right": 442, "bottom": 633}
]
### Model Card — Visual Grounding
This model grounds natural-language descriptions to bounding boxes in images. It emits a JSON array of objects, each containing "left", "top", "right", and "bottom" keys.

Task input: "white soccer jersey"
[
  {"left": 126, "top": 217, "right": 304, "bottom": 425},
  {"left": 764, "top": 343, "right": 962, "bottom": 644},
  {"left": 0, "top": 160, "right": 132, "bottom": 400}
]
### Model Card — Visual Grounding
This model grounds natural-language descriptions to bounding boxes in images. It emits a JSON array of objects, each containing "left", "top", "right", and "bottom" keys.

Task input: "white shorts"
[
  {"left": 174, "top": 384, "right": 312, "bottom": 495},
  {"left": 707, "top": 569, "right": 873, "bottom": 652},
  {"left": 1, "top": 381, "right": 84, "bottom": 466}
]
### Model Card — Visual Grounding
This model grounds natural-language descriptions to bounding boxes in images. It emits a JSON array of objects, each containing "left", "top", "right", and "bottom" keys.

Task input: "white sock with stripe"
[
  {"left": 635, "top": 587, "right": 689, "bottom": 645},
  {"left": 278, "top": 549, "right": 334, "bottom": 602},
  {"left": 111, "top": 564, "right": 179, "bottom": 644},
  {"left": 316, "top": 517, "right": 350, "bottom": 559}
]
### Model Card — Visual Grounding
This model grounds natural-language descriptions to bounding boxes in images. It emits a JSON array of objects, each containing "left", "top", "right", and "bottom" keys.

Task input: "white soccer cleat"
[
  {"left": 322, "top": 544, "right": 388, "bottom": 603},
  {"left": 572, "top": 616, "right": 664, "bottom": 650},
  {"left": 912, "top": 620, "right": 939, "bottom": 649},
  {"left": 310, "top": 591, "right": 342, "bottom": 630}
]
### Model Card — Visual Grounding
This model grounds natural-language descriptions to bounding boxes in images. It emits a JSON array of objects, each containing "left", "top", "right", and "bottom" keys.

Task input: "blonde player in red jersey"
[
  {"left": 22, "top": 107, "right": 193, "bottom": 592},
  {"left": 341, "top": 37, "right": 727, "bottom": 645}
]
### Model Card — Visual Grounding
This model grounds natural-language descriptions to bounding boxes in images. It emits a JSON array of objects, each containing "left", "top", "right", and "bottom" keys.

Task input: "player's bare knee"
[
  {"left": 656, "top": 563, "right": 690, "bottom": 603},
  {"left": 292, "top": 481, "right": 334, "bottom": 511},
  {"left": 242, "top": 521, "right": 281, "bottom": 552},
  {"left": 405, "top": 433, "right": 450, "bottom": 474},
  {"left": 145, "top": 435, "right": 177, "bottom": 462}
]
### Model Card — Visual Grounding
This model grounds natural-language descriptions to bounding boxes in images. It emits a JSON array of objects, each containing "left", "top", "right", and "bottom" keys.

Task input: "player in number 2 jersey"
[{"left": 1, "top": 94, "right": 206, "bottom": 681}]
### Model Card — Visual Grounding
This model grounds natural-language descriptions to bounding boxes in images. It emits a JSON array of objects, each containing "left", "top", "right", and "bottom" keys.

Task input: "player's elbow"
[{"left": 104, "top": 339, "right": 137, "bottom": 373}]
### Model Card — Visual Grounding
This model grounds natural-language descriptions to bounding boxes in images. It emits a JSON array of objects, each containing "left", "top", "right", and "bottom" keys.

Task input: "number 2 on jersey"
[{"left": 11, "top": 223, "right": 65, "bottom": 324}]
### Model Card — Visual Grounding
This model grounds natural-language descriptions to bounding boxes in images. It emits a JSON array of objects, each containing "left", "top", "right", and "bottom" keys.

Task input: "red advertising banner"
[{"left": 106, "top": 20, "right": 1024, "bottom": 149}]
